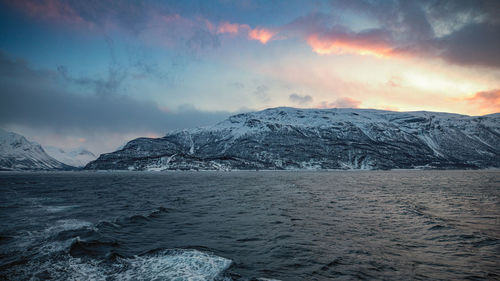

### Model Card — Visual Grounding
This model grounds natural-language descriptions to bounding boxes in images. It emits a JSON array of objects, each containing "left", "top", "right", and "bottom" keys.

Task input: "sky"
[{"left": 0, "top": 0, "right": 499, "bottom": 155}]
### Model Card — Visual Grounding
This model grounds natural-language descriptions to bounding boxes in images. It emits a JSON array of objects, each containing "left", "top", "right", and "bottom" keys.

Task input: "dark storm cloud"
[
  {"left": 314, "top": 0, "right": 500, "bottom": 68},
  {"left": 435, "top": 23, "right": 500, "bottom": 68},
  {"left": 0, "top": 52, "right": 232, "bottom": 134},
  {"left": 424, "top": 0, "right": 500, "bottom": 25}
]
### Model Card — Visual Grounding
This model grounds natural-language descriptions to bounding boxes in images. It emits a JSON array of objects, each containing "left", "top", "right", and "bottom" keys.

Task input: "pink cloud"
[
  {"left": 217, "top": 22, "right": 275, "bottom": 44},
  {"left": 307, "top": 33, "right": 394, "bottom": 58},
  {"left": 248, "top": 28, "right": 275, "bottom": 44},
  {"left": 466, "top": 89, "right": 500, "bottom": 114}
]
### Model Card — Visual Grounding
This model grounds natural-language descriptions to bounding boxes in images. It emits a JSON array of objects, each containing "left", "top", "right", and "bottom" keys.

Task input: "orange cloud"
[
  {"left": 466, "top": 89, "right": 500, "bottom": 114},
  {"left": 248, "top": 28, "right": 275, "bottom": 44},
  {"left": 307, "top": 34, "right": 394, "bottom": 58}
]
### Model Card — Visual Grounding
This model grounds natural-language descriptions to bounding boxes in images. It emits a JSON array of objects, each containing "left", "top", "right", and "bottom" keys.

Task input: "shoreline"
[{"left": 1, "top": 167, "right": 500, "bottom": 173}]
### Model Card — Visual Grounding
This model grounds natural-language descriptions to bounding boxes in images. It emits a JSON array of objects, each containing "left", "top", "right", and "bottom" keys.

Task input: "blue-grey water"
[{"left": 0, "top": 170, "right": 499, "bottom": 280}]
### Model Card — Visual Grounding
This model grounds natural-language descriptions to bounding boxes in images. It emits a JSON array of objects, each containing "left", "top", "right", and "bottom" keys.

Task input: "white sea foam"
[
  {"left": 45, "top": 205, "right": 79, "bottom": 213},
  {"left": 38, "top": 238, "right": 76, "bottom": 254},
  {"left": 13, "top": 219, "right": 92, "bottom": 252},
  {"left": 31, "top": 249, "right": 232, "bottom": 281},
  {"left": 43, "top": 219, "right": 93, "bottom": 235},
  {"left": 114, "top": 249, "right": 232, "bottom": 281}
]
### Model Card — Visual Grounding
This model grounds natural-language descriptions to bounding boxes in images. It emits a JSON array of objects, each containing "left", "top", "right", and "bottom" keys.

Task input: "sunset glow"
[
  {"left": 0, "top": 3, "right": 498, "bottom": 278},
  {"left": 307, "top": 34, "right": 393, "bottom": 58},
  {"left": 0, "top": 0, "right": 499, "bottom": 152}
]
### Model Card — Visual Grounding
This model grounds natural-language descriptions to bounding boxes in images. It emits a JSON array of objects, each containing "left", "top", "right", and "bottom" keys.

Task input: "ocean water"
[{"left": 0, "top": 170, "right": 498, "bottom": 280}]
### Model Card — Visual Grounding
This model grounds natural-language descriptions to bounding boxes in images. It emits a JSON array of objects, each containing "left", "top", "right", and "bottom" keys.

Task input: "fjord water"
[{"left": 0, "top": 171, "right": 498, "bottom": 280}]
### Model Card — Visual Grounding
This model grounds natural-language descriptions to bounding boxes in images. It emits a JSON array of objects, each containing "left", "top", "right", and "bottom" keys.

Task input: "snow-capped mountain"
[
  {"left": 45, "top": 147, "right": 97, "bottom": 167},
  {"left": 85, "top": 107, "right": 500, "bottom": 171},
  {"left": 0, "top": 129, "right": 72, "bottom": 170}
]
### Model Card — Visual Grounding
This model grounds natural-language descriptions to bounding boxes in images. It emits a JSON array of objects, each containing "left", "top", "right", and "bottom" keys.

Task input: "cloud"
[
  {"left": 307, "top": 29, "right": 394, "bottom": 58},
  {"left": 55, "top": 38, "right": 168, "bottom": 97},
  {"left": 216, "top": 21, "right": 276, "bottom": 44},
  {"left": 284, "top": 9, "right": 400, "bottom": 58},
  {"left": 317, "top": 97, "right": 361, "bottom": 109},
  {"left": 228, "top": 81, "right": 245, "bottom": 89},
  {"left": 387, "top": 76, "right": 403, "bottom": 88},
  {"left": 435, "top": 23, "right": 500, "bottom": 68},
  {"left": 6, "top": 0, "right": 221, "bottom": 51},
  {"left": 6, "top": 0, "right": 155, "bottom": 32},
  {"left": 253, "top": 85, "right": 270, "bottom": 102},
  {"left": 0, "top": 52, "right": 234, "bottom": 152},
  {"left": 465, "top": 89, "right": 500, "bottom": 114},
  {"left": 7, "top": 0, "right": 500, "bottom": 67},
  {"left": 57, "top": 64, "right": 127, "bottom": 97},
  {"left": 297, "top": 1, "right": 500, "bottom": 68},
  {"left": 248, "top": 28, "right": 275, "bottom": 44},
  {"left": 140, "top": 13, "right": 222, "bottom": 52},
  {"left": 186, "top": 28, "right": 221, "bottom": 50},
  {"left": 289, "top": 93, "right": 312, "bottom": 105},
  {"left": 7, "top": 0, "right": 89, "bottom": 27},
  {"left": 217, "top": 21, "right": 249, "bottom": 34},
  {"left": 7, "top": 0, "right": 277, "bottom": 49}
]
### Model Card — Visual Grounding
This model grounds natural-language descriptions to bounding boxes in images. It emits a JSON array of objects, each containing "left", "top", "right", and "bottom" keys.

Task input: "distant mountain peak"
[
  {"left": 45, "top": 146, "right": 97, "bottom": 168},
  {"left": 0, "top": 129, "right": 72, "bottom": 171}
]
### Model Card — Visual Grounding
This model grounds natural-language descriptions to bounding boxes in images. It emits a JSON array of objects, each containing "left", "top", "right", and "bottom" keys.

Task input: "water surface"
[{"left": 0, "top": 170, "right": 499, "bottom": 280}]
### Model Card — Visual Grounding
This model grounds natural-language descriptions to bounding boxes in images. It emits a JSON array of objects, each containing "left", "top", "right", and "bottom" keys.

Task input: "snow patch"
[{"left": 0, "top": 129, "right": 68, "bottom": 170}]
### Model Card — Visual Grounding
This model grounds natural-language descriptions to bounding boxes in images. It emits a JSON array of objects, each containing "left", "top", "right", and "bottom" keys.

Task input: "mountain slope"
[
  {"left": 45, "top": 146, "right": 96, "bottom": 167},
  {"left": 0, "top": 129, "right": 72, "bottom": 170},
  {"left": 85, "top": 107, "right": 500, "bottom": 171}
]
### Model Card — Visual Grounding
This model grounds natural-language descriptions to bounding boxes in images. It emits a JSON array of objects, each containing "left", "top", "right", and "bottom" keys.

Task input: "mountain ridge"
[{"left": 85, "top": 107, "right": 500, "bottom": 171}]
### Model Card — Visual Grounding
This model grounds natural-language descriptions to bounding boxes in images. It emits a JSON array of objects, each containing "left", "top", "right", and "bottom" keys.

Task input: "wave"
[
  {"left": 13, "top": 248, "right": 232, "bottom": 281},
  {"left": 10, "top": 219, "right": 92, "bottom": 251},
  {"left": 94, "top": 206, "right": 173, "bottom": 229},
  {"left": 0, "top": 219, "right": 93, "bottom": 271},
  {"left": 2, "top": 207, "right": 234, "bottom": 281}
]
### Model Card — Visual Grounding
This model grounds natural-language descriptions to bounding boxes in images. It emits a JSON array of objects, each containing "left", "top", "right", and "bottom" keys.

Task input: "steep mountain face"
[
  {"left": 0, "top": 129, "right": 72, "bottom": 170},
  {"left": 85, "top": 108, "right": 500, "bottom": 171},
  {"left": 45, "top": 147, "right": 97, "bottom": 167}
]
